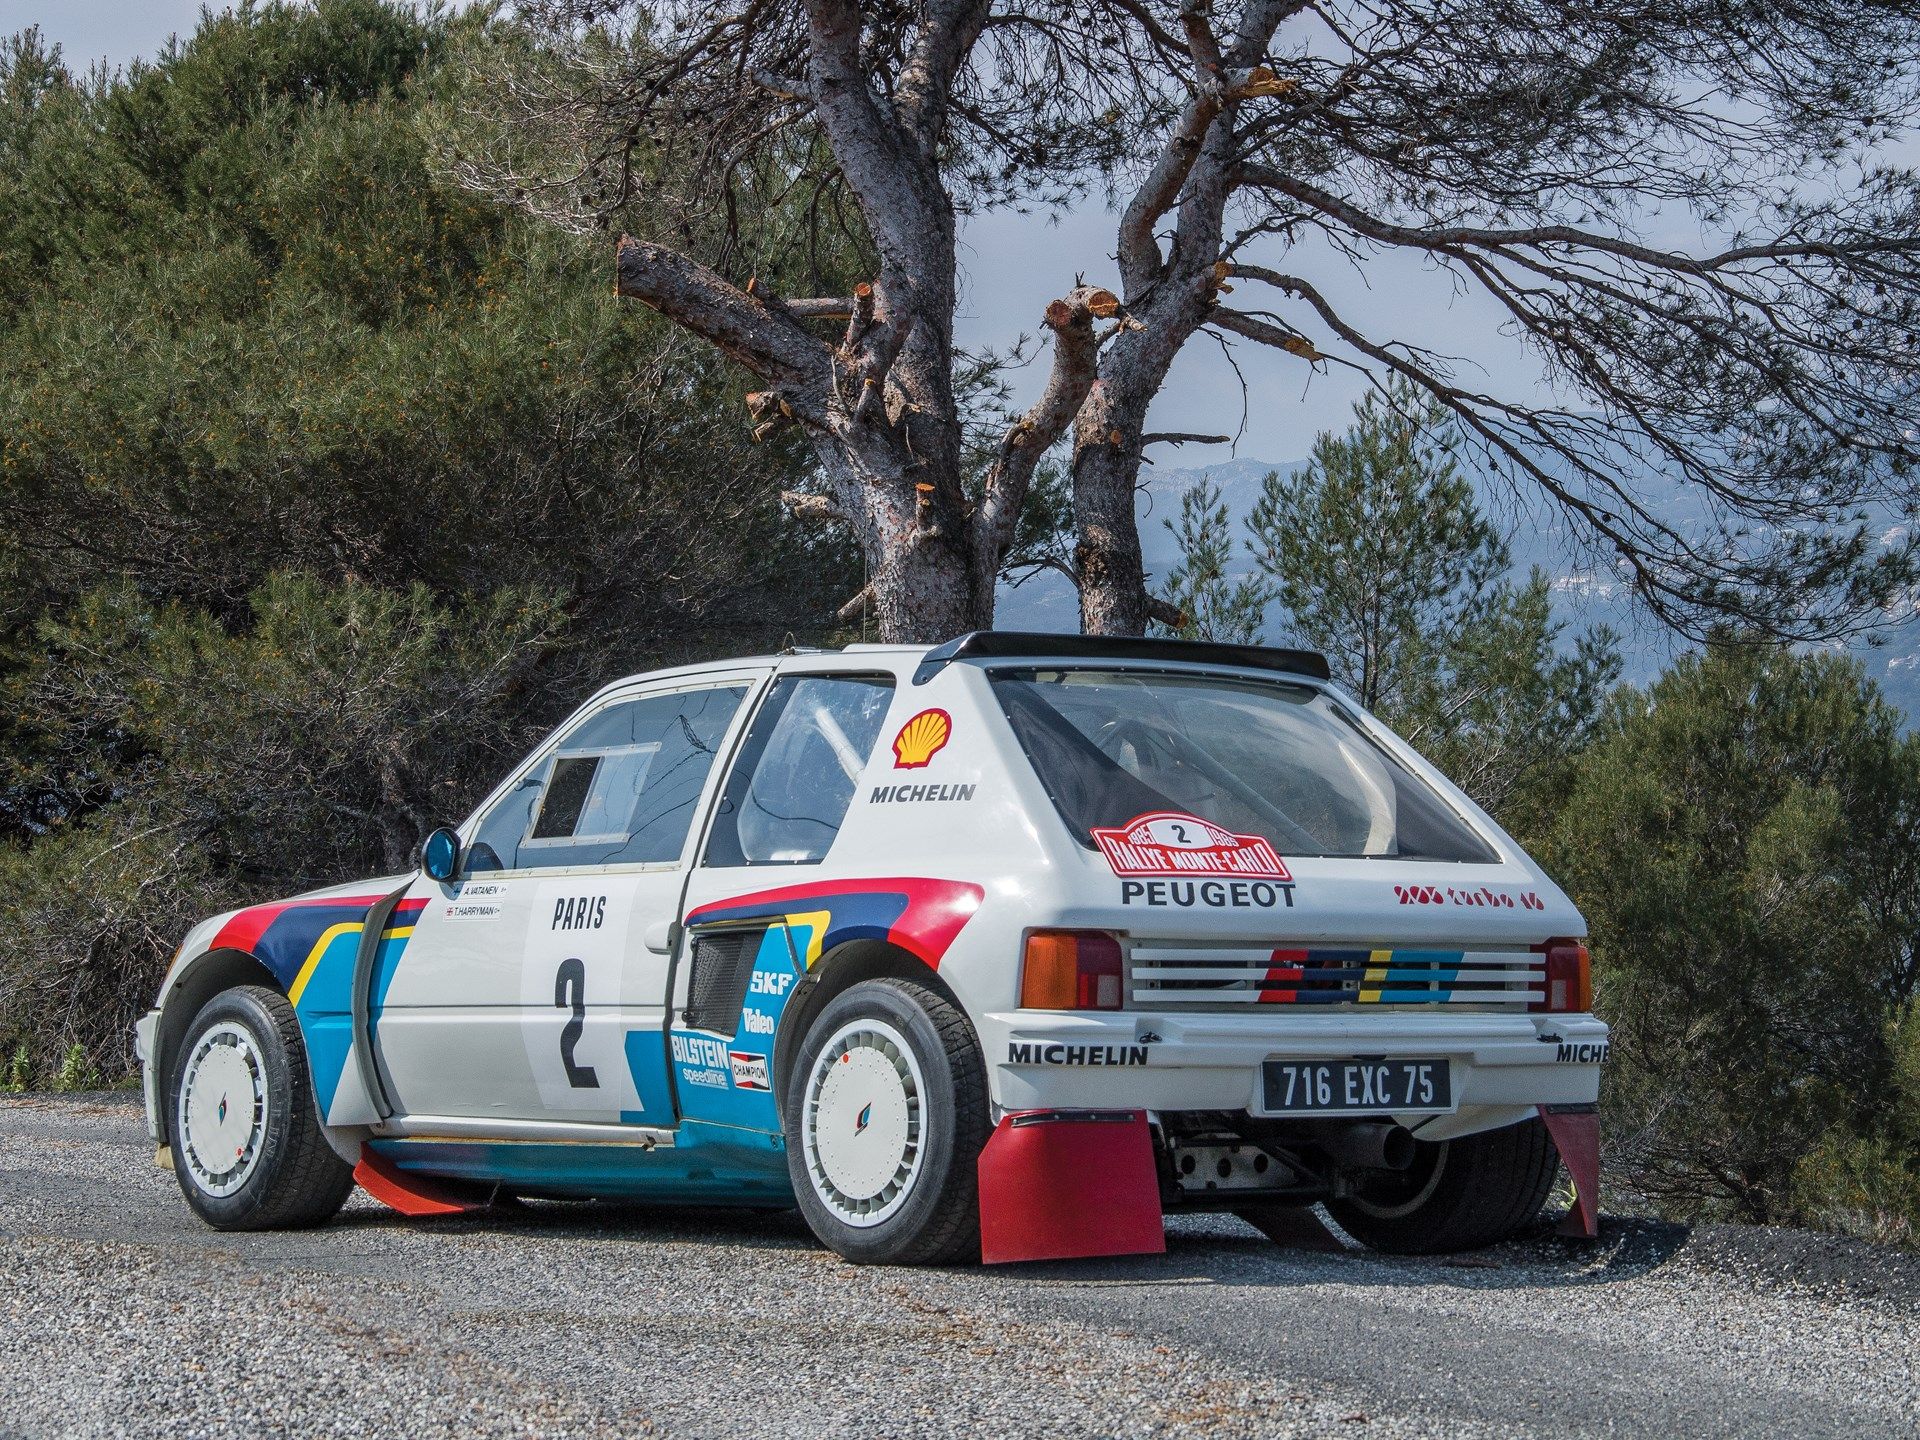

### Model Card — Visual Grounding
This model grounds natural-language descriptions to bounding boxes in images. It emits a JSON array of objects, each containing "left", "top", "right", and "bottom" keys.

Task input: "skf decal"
[
  {"left": 1092, "top": 812, "right": 1292, "bottom": 881},
  {"left": 870, "top": 782, "right": 975, "bottom": 804},
  {"left": 1121, "top": 878, "right": 1295, "bottom": 910},
  {"left": 728, "top": 1051, "right": 772, "bottom": 1090},
  {"left": 749, "top": 970, "right": 794, "bottom": 997},
  {"left": 1007, "top": 1042, "right": 1150, "bottom": 1067},
  {"left": 1556, "top": 1041, "right": 1611, "bottom": 1064},
  {"left": 891, "top": 708, "right": 952, "bottom": 769}
]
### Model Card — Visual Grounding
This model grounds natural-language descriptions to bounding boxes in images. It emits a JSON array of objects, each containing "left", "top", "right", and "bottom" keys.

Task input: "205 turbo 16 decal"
[{"left": 1091, "top": 812, "right": 1292, "bottom": 881}]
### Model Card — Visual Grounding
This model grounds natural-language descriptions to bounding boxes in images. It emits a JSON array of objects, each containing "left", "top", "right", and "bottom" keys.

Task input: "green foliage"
[
  {"left": 1235, "top": 377, "right": 1620, "bottom": 818},
  {"left": 1157, "top": 479, "right": 1269, "bottom": 645},
  {"left": 1542, "top": 643, "right": 1920, "bottom": 1226},
  {"left": 2, "top": 1043, "right": 29, "bottom": 1093},
  {"left": 1, "top": 573, "right": 571, "bottom": 1076},
  {"left": 1248, "top": 378, "right": 1509, "bottom": 711},
  {"left": 0, "top": 3, "right": 858, "bottom": 1079},
  {"left": 52, "top": 1043, "right": 100, "bottom": 1093},
  {"left": 1792, "top": 1004, "right": 1920, "bottom": 1246}
]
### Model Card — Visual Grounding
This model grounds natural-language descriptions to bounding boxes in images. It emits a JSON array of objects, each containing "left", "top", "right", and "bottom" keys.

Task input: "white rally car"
[{"left": 135, "top": 633, "right": 1606, "bottom": 1265}]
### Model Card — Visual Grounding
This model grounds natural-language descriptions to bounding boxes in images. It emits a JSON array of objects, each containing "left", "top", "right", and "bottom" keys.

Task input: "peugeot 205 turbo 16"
[{"left": 136, "top": 632, "right": 1606, "bottom": 1265}]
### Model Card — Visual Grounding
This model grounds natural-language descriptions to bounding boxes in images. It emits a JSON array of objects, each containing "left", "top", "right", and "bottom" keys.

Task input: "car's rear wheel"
[
  {"left": 167, "top": 985, "right": 355, "bottom": 1230},
  {"left": 784, "top": 977, "right": 988, "bottom": 1265},
  {"left": 1326, "top": 1114, "right": 1558, "bottom": 1255}
]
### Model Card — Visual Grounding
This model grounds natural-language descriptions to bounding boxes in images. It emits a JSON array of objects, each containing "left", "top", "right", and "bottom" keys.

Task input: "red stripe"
[
  {"left": 209, "top": 892, "right": 411, "bottom": 955},
  {"left": 1260, "top": 947, "right": 1311, "bottom": 1004},
  {"left": 686, "top": 877, "right": 985, "bottom": 969}
]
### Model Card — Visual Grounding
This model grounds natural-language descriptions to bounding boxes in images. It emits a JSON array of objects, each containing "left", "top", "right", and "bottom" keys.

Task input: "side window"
[
  {"left": 465, "top": 684, "right": 748, "bottom": 874},
  {"left": 703, "top": 674, "right": 896, "bottom": 867}
]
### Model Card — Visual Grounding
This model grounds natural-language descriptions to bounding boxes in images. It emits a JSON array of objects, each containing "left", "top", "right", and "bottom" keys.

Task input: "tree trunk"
[
  {"left": 1071, "top": 378, "right": 1151, "bottom": 636},
  {"left": 814, "top": 440, "right": 974, "bottom": 643}
]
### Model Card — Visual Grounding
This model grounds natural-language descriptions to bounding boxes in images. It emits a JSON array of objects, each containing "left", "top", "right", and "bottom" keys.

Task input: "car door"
[
  {"left": 671, "top": 670, "right": 900, "bottom": 1133},
  {"left": 374, "top": 670, "right": 765, "bottom": 1128}
]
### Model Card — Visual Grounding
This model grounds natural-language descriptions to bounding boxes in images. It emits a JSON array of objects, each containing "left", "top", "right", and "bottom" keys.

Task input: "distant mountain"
[{"left": 994, "top": 457, "right": 1920, "bottom": 721}]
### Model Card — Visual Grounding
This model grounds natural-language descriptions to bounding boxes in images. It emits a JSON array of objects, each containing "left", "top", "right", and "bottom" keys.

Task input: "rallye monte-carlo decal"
[
  {"left": 1091, "top": 812, "right": 1292, "bottom": 880},
  {"left": 207, "top": 893, "right": 427, "bottom": 1119}
]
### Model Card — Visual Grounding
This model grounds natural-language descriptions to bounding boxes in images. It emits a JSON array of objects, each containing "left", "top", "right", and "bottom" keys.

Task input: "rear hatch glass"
[{"left": 990, "top": 668, "right": 1497, "bottom": 864}]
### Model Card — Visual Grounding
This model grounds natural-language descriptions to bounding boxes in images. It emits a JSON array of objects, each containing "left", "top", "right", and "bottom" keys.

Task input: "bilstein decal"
[
  {"left": 891, "top": 708, "right": 952, "bottom": 769},
  {"left": 1121, "top": 878, "right": 1296, "bottom": 910},
  {"left": 1092, "top": 811, "right": 1292, "bottom": 881},
  {"left": 1007, "top": 1042, "right": 1150, "bottom": 1067}
]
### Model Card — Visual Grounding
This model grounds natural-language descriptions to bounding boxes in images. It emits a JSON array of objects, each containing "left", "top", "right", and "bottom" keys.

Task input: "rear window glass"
[{"left": 990, "top": 668, "right": 1497, "bottom": 863}]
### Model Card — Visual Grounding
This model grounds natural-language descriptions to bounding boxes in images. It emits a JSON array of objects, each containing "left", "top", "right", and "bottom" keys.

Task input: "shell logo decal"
[{"left": 891, "top": 708, "right": 952, "bottom": 769}]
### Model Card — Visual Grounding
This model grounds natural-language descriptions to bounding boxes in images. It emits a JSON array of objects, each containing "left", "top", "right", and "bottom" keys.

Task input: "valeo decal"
[
  {"left": 1090, "top": 811, "right": 1292, "bottom": 881},
  {"left": 891, "top": 708, "right": 952, "bottom": 769}
]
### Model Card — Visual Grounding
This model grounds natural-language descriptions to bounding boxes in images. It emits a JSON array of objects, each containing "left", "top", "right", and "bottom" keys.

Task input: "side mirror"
[{"left": 421, "top": 826, "right": 462, "bottom": 883}]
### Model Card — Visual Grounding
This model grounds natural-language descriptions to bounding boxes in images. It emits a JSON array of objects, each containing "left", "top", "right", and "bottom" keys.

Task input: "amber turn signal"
[{"left": 1021, "top": 930, "right": 1124, "bottom": 1010}]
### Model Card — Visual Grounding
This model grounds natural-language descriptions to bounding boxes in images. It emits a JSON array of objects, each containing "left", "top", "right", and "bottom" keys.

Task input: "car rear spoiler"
[{"left": 912, "top": 630, "right": 1332, "bottom": 685}]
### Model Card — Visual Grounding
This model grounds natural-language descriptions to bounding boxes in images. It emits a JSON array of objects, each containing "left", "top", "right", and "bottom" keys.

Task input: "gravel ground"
[{"left": 1, "top": 1093, "right": 1915, "bottom": 1439}]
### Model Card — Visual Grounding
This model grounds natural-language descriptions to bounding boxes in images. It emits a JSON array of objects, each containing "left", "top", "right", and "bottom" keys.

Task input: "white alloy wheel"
[
  {"left": 801, "top": 1017, "right": 928, "bottom": 1228},
  {"left": 177, "top": 1020, "right": 270, "bottom": 1199}
]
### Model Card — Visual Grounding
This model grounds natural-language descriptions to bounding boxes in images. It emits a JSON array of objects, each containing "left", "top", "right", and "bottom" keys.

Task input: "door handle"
[{"left": 643, "top": 920, "right": 677, "bottom": 955}]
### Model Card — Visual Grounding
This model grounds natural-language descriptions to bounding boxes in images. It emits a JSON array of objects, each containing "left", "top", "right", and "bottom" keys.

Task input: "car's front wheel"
[
  {"left": 167, "top": 985, "right": 356, "bottom": 1230},
  {"left": 784, "top": 977, "right": 989, "bottom": 1265},
  {"left": 1326, "top": 1113, "right": 1559, "bottom": 1254}
]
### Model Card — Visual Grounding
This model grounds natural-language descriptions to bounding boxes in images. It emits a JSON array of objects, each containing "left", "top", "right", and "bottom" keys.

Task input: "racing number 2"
[{"left": 553, "top": 957, "right": 599, "bottom": 1088}]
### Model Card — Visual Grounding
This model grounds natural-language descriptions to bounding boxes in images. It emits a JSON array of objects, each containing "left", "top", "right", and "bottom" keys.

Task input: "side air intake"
[{"left": 681, "top": 928, "right": 765, "bottom": 1035}]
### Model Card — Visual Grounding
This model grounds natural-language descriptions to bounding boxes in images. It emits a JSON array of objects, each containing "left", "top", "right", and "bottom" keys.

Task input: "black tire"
[
  {"left": 1326, "top": 1114, "right": 1558, "bottom": 1255},
  {"left": 166, "top": 985, "right": 356, "bottom": 1231},
  {"left": 783, "top": 977, "right": 989, "bottom": 1265}
]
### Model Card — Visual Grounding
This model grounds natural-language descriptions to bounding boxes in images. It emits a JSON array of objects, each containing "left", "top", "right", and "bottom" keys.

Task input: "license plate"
[{"left": 1260, "top": 1058, "right": 1452, "bottom": 1115}]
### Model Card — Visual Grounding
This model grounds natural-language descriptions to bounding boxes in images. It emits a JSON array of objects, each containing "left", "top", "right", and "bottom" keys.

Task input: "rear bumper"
[{"left": 981, "top": 1008, "right": 1607, "bottom": 1136}]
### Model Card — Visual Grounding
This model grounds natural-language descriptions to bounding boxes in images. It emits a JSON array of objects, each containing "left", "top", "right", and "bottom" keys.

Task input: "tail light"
[
  {"left": 1531, "top": 938, "right": 1592, "bottom": 1013},
  {"left": 1021, "top": 930, "right": 1124, "bottom": 1010}
]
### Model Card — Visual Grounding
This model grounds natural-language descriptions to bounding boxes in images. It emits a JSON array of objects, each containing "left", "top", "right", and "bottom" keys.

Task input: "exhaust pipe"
[{"left": 1321, "top": 1121, "right": 1416, "bottom": 1171}]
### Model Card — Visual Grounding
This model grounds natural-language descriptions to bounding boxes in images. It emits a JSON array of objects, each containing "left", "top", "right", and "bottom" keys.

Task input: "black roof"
[{"left": 912, "top": 630, "right": 1331, "bottom": 685}]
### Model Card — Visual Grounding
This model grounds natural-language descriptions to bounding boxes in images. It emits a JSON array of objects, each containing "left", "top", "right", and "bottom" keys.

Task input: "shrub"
[{"left": 1543, "top": 642, "right": 1920, "bottom": 1226}]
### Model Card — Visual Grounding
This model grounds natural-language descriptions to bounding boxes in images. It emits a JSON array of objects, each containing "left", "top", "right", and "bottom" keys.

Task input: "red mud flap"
[
  {"left": 1538, "top": 1103, "right": 1601, "bottom": 1239},
  {"left": 353, "top": 1150, "right": 486, "bottom": 1217},
  {"left": 977, "top": 1109, "right": 1166, "bottom": 1264}
]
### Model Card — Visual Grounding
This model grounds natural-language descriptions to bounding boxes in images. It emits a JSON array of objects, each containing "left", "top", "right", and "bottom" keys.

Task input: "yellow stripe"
[
  {"left": 287, "top": 922, "right": 362, "bottom": 1008},
  {"left": 783, "top": 910, "right": 833, "bottom": 969},
  {"left": 285, "top": 924, "right": 416, "bottom": 1008},
  {"left": 1359, "top": 948, "right": 1392, "bottom": 1004}
]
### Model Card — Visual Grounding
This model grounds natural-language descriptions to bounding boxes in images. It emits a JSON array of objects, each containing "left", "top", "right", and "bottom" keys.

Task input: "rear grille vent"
[
  {"left": 682, "top": 928, "right": 765, "bottom": 1034},
  {"left": 1128, "top": 944, "right": 1541, "bottom": 1009}
]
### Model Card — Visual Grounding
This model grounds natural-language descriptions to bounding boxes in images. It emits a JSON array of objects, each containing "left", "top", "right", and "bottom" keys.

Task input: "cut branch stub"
[
  {"left": 1086, "top": 288, "right": 1121, "bottom": 318},
  {"left": 1233, "top": 66, "right": 1298, "bottom": 99},
  {"left": 842, "top": 282, "right": 876, "bottom": 351}
]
